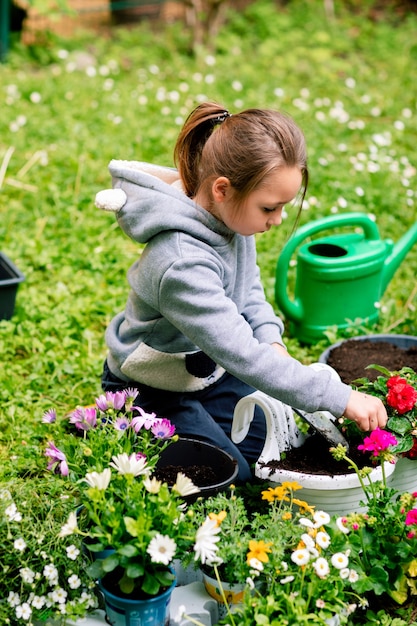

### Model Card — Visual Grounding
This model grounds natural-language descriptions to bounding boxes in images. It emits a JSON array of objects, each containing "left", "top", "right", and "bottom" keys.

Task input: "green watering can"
[{"left": 275, "top": 212, "right": 417, "bottom": 344}]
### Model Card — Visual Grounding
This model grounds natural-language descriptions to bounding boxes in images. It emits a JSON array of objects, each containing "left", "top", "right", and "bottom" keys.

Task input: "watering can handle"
[{"left": 275, "top": 212, "right": 381, "bottom": 323}]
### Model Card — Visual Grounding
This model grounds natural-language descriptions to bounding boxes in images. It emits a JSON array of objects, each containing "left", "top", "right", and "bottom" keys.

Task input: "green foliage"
[{"left": 0, "top": 4, "right": 416, "bottom": 619}]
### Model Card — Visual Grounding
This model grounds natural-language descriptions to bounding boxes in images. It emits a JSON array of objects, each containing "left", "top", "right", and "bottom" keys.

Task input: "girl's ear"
[{"left": 212, "top": 176, "right": 231, "bottom": 203}]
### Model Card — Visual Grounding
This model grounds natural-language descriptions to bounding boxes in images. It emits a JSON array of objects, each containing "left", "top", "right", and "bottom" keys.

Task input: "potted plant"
[
  {"left": 0, "top": 476, "right": 97, "bottom": 625},
  {"left": 326, "top": 439, "right": 417, "bottom": 613},
  {"left": 347, "top": 365, "right": 417, "bottom": 494},
  {"left": 232, "top": 390, "right": 396, "bottom": 516},
  {"left": 184, "top": 482, "right": 364, "bottom": 625},
  {"left": 42, "top": 389, "right": 204, "bottom": 625}
]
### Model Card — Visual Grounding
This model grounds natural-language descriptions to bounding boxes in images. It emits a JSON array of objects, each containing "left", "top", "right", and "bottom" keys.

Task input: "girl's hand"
[{"left": 343, "top": 390, "right": 388, "bottom": 432}]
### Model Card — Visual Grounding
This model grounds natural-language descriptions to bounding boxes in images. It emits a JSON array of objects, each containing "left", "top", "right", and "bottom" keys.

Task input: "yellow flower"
[
  {"left": 208, "top": 510, "right": 227, "bottom": 526},
  {"left": 282, "top": 511, "right": 292, "bottom": 521},
  {"left": 261, "top": 486, "right": 290, "bottom": 502},
  {"left": 246, "top": 539, "right": 272, "bottom": 564},
  {"left": 281, "top": 481, "right": 303, "bottom": 491},
  {"left": 292, "top": 498, "right": 315, "bottom": 514}
]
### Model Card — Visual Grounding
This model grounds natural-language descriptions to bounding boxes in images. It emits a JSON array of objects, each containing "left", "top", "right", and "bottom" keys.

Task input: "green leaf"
[
  {"left": 126, "top": 562, "right": 145, "bottom": 579},
  {"left": 142, "top": 571, "right": 160, "bottom": 596},
  {"left": 101, "top": 553, "right": 120, "bottom": 573},
  {"left": 118, "top": 544, "right": 139, "bottom": 557}
]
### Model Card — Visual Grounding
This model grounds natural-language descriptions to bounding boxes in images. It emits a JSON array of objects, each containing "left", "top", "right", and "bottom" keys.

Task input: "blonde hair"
[{"left": 174, "top": 101, "right": 308, "bottom": 211}]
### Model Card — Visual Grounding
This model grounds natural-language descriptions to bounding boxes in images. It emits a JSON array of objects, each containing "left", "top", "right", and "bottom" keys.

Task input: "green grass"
[{"left": 1, "top": 0, "right": 416, "bottom": 449}]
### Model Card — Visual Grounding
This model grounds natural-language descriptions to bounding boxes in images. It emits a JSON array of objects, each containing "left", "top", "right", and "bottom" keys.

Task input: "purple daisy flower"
[
  {"left": 151, "top": 418, "right": 176, "bottom": 439},
  {"left": 42, "top": 408, "right": 57, "bottom": 424},
  {"left": 45, "top": 441, "right": 69, "bottom": 476}
]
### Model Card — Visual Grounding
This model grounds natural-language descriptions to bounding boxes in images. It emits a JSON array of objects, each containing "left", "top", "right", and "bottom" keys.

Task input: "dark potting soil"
[
  {"left": 153, "top": 464, "right": 218, "bottom": 487},
  {"left": 326, "top": 339, "right": 417, "bottom": 384},
  {"left": 259, "top": 432, "right": 369, "bottom": 476},
  {"left": 264, "top": 339, "right": 417, "bottom": 476}
]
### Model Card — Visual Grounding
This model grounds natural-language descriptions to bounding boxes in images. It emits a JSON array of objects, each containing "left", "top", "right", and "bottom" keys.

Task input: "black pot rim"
[{"left": 319, "top": 333, "right": 417, "bottom": 364}]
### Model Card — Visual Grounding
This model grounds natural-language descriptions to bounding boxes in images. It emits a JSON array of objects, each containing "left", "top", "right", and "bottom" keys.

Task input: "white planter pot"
[
  {"left": 391, "top": 456, "right": 417, "bottom": 494},
  {"left": 256, "top": 461, "right": 395, "bottom": 516}
]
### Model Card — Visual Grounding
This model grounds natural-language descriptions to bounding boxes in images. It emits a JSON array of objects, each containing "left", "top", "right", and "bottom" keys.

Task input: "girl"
[{"left": 97, "top": 101, "right": 387, "bottom": 482}]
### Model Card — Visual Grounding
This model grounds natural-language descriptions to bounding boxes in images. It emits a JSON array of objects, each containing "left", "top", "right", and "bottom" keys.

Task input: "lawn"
[{"left": 0, "top": 0, "right": 416, "bottom": 460}]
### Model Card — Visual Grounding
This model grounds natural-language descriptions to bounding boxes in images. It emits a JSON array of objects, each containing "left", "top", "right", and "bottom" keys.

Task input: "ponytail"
[{"left": 173, "top": 102, "right": 231, "bottom": 197}]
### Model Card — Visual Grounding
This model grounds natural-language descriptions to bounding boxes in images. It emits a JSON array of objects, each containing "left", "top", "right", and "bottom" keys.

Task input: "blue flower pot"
[{"left": 98, "top": 574, "right": 176, "bottom": 626}]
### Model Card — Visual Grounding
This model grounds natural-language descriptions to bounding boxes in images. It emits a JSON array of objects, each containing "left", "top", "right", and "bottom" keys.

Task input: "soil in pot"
[
  {"left": 153, "top": 464, "right": 218, "bottom": 487},
  {"left": 259, "top": 432, "right": 369, "bottom": 477},
  {"left": 326, "top": 339, "right": 417, "bottom": 384},
  {"left": 261, "top": 339, "right": 417, "bottom": 477}
]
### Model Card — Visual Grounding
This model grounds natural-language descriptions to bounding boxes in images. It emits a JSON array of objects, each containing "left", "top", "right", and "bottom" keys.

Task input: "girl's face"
[{"left": 213, "top": 166, "right": 303, "bottom": 236}]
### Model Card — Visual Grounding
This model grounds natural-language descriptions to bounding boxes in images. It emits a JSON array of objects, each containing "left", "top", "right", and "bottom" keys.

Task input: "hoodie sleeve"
[{"left": 155, "top": 256, "right": 351, "bottom": 417}]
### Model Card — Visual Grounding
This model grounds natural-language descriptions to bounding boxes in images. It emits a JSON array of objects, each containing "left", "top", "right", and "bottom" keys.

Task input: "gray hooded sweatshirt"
[{"left": 101, "top": 160, "right": 351, "bottom": 417}]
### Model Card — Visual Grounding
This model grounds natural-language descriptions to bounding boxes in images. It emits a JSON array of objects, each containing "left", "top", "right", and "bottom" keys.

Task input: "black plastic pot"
[
  {"left": 0, "top": 252, "right": 25, "bottom": 320},
  {"left": 319, "top": 333, "right": 417, "bottom": 364},
  {"left": 155, "top": 437, "right": 239, "bottom": 501}
]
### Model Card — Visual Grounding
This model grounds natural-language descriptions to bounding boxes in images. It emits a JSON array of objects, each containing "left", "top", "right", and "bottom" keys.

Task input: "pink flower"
[
  {"left": 45, "top": 441, "right": 69, "bottom": 476},
  {"left": 405, "top": 509, "right": 417, "bottom": 526},
  {"left": 151, "top": 418, "right": 176, "bottom": 439},
  {"left": 386, "top": 377, "right": 417, "bottom": 414},
  {"left": 131, "top": 407, "right": 159, "bottom": 432},
  {"left": 69, "top": 406, "right": 97, "bottom": 431},
  {"left": 357, "top": 428, "right": 398, "bottom": 456}
]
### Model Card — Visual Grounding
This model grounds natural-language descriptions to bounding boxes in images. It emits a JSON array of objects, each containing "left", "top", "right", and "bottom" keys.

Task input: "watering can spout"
[{"left": 381, "top": 222, "right": 417, "bottom": 295}]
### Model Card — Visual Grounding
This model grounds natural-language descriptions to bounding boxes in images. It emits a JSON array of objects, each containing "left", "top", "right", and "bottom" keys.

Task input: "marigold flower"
[
  {"left": 247, "top": 539, "right": 272, "bottom": 564},
  {"left": 208, "top": 510, "right": 227, "bottom": 526}
]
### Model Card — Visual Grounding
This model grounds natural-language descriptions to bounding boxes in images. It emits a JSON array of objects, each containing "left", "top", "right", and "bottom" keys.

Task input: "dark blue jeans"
[{"left": 101, "top": 361, "right": 266, "bottom": 483}]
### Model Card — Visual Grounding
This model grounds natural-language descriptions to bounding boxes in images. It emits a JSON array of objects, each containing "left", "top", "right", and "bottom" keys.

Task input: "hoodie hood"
[{"left": 107, "top": 159, "right": 233, "bottom": 246}]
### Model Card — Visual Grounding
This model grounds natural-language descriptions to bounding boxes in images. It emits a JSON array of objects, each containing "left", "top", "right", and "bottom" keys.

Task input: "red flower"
[
  {"left": 386, "top": 377, "right": 417, "bottom": 415},
  {"left": 357, "top": 428, "right": 398, "bottom": 456},
  {"left": 405, "top": 509, "right": 417, "bottom": 526},
  {"left": 405, "top": 439, "right": 417, "bottom": 460}
]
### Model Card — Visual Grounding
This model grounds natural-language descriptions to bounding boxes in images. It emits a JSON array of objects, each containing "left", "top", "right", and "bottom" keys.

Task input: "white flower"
[
  {"left": 20, "top": 567, "right": 35, "bottom": 583},
  {"left": 316, "top": 531, "right": 331, "bottom": 549},
  {"left": 299, "top": 517, "right": 314, "bottom": 528},
  {"left": 301, "top": 533, "right": 315, "bottom": 550},
  {"left": 193, "top": 517, "right": 221, "bottom": 564},
  {"left": 247, "top": 557, "right": 264, "bottom": 571},
  {"left": 43, "top": 563, "right": 58, "bottom": 581},
  {"left": 68, "top": 574, "right": 82, "bottom": 589},
  {"left": 110, "top": 452, "right": 149, "bottom": 476},
  {"left": 5, "top": 502, "right": 22, "bottom": 522},
  {"left": 313, "top": 557, "right": 330, "bottom": 578},
  {"left": 280, "top": 575, "right": 295, "bottom": 584},
  {"left": 66, "top": 544, "right": 80, "bottom": 560},
  {"left": 172, "top": 472, "right": 200, "bottom": 497},
  {"left": 59, "top": 511, "right": 78, "bottom": 537},
  {"left": 313, "top": 511, "right": 331, "bottom": 526},
  {"left": 147, "top": 533, "right": 177, "bottom": 565},
  {"left": 291, "top": 548, "right": 310, "bottom": 566},
  {"left": 335, "top": 517, "right": 350, "bottom": 534},
  {"left": 8, "top": 591, "right": 20, "bottom": 607},
  {"left": 31, "top": 595, "right": 46, "bottom": 609},
  {"left": 331, "top": 552, "right": 349, "bottom": 569},
  {"left": 348, "top": 569, "right": 359, "bottom": 583},
  {"left": 51, "top": 587, "right": 68, "bottom": 604},
  {"left": 143, "top": 476, "right": 162, "bottom": 493},
  {"left": 84, "top": 467, "right": 111, "bottom": 490},
  {"left": 16, "top": 602, "right": 32, "bottom": 620},
  {"left": 340, "top": 568, "right": 350, "bottom": 579},
  {"left": 14, "top": 537, "right": 27, "bottom": 551},
  {"left": 246, "top": 576, "right": 255, "bottom": 589}
]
